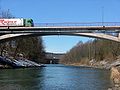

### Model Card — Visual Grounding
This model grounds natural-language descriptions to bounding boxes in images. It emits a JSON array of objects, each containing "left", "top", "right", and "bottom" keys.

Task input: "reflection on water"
[{"left": 0, "top": 64, "right": 111, "bottom": 90}]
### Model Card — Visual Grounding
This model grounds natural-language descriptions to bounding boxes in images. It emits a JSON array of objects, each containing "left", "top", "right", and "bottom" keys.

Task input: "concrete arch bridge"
[{"left": 0, "top": 22, "right": 120, "bottom": 42}]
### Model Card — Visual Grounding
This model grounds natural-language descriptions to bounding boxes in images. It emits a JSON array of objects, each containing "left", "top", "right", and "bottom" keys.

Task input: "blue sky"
[{"left": 1, "top": 0, "right": 120, "bottom": 53}]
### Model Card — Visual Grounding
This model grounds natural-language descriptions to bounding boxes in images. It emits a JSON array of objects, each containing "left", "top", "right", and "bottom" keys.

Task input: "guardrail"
[{"left": 35, "top": 22, "right": 120, "bottom": 27}]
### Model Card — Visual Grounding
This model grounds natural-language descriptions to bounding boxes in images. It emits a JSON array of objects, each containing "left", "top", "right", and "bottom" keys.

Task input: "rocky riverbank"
[
  {"left": 0, "top": 50, "right": 45, "bottom": 69},
  {"left": 0, "top": 55, "right": 45, "bottom": 69},
  {"left": 67, "top": 56, "right": 120, "bottom": 70}
]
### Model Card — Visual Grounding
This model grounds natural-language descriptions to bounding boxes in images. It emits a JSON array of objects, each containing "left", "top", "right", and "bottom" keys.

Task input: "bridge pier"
[{"left": 118, "top": 33, "right": 120, "bottom": 40}]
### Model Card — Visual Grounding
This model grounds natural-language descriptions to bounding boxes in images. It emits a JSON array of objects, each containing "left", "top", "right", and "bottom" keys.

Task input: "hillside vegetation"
[{"left": 60, "top": 39, "right": 120, "bottom": 66}]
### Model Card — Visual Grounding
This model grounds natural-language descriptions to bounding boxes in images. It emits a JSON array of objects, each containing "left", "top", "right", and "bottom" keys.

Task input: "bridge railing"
[{"left": 35, "top": 22, "right": 120, "bottom": 27}]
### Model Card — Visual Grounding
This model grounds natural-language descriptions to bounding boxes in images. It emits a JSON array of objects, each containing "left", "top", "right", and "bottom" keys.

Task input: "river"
[{"left": 0, "top": 64, "right": 111, "bottom": 90}]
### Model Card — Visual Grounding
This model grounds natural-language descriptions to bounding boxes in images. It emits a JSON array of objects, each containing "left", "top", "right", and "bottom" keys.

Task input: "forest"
[{"left": 60, "top": 38, "right": 120, "bottom": 65}]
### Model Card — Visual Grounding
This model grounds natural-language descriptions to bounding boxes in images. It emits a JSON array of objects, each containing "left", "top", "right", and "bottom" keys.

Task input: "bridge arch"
[{"left": 0, "top": 32, "right": 119, "bottom": 42}]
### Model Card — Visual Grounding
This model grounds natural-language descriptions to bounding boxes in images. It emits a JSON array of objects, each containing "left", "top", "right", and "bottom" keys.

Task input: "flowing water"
[{"left": 0, "top": 64, "right": 111, "bottom": 90}]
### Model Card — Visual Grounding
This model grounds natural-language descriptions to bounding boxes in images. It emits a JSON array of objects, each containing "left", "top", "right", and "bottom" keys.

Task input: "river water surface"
[{"left": 0, "top": 64, "right": 111, "bottom": 90}]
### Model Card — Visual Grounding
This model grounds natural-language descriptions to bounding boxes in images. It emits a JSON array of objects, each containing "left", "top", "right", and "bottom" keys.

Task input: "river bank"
[
  {"left": 0, "top": 55, "right": 44, "bottom": 69},
  {"left": 66, "top": 56, "right": 120, "bottom": 70}
]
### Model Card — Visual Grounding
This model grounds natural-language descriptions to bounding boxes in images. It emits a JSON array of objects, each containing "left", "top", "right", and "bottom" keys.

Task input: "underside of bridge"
[{"left": 0, "top": 32, "right": 120, "bottom": 42}]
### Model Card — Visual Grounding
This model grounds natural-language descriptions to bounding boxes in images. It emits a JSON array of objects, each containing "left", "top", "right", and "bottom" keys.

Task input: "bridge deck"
[{"left": 0, "top": 26, "right": 120, "bottom": 30}]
